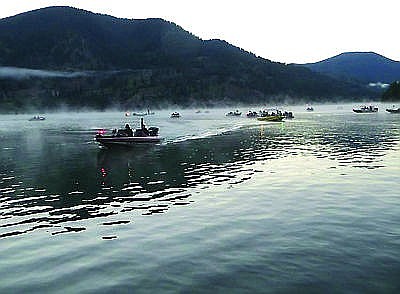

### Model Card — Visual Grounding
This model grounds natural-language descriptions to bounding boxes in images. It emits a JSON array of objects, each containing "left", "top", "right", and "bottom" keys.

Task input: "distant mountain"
[
  {"left": 302, "top": 52, "right": 400, "bottom": 84},
  {"left": 0, "top": 7, "right": 374, "bottom": 112}
]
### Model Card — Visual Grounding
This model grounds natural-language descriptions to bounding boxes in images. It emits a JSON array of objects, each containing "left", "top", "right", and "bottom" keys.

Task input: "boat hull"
[
  {"left": 29, "top": 117, "right": 45, "bottom": 121},
  {"left": 386, "top": 108, "right": 400, "bottom": 113},
  {"left": 353, "top": 105, "right": 378, "bottom": 113},
  {"left": 353, "top": 109, "right": 378, "bottom": 113},
  {"left": 257, "top": 115, "right": 284, "bottom": 122},
  {"left": 95, "top": 135, "right": 161, "bottom": 147}
]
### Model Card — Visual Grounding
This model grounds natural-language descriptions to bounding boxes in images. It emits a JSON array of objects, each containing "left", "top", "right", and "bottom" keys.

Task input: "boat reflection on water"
[{"left": 96, "top": 144, "right": 164, "bottom": 189}]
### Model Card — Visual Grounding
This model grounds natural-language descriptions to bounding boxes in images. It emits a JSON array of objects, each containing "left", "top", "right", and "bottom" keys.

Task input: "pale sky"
[{"left": 0, "top": 0, "right": 399, "bottom": 64}]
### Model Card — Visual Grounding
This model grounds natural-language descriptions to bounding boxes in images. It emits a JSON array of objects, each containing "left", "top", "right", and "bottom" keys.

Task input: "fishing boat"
[
  {"left": 95, "top": 118, "right": 161, "bottom": 148},
  {"left": 131, "top": 109, "right": 155, "bottom": 116},
  {"left": 353, "top": 105, "right": 378, "bottom": 113},
  {"left": 386, "top": 106, "right": 400, "bottom": 113},
  {"left": 257, "top": 115, "right": 284, "bottom": 122},
  {"left": 226, "top": 110, "right": 241, "bottom": 116},
  {"left": 283, "top": 111, "right": 294, "bottom": 119},
  {"left": 257, "top": 108, "right": 285, "bottom": 121},
  {"left": 28, "top": 116, "right": 46, "bottom": 121},
  {"left": 246, "top": 111, "right": 258, "bottom": 118}
]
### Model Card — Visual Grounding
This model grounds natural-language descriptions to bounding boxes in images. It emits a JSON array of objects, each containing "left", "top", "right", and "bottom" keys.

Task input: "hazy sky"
[{"left": 1, "top": 0, "right": 399, "bottom": 64}]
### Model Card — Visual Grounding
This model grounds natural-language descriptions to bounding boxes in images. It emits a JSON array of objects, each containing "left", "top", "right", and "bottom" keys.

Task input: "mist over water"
[
  {"left": 0, "top": 66, "right": 91, "bottom": 79},
  {"left": 1, "top": 104, "right": 399, "bottom": 293}
]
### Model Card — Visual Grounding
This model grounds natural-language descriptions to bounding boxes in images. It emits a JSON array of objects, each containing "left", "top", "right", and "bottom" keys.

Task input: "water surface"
[{"left": 1, "top": 104, "right": 399, "bottom": 293}]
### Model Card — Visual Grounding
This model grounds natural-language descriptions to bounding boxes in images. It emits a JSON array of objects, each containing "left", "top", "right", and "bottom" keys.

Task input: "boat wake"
[{"left": 164, "top": 125, "right": 243, "bottom": 144}]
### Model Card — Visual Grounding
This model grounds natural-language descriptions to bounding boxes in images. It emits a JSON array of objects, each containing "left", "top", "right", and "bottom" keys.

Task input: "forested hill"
[
  {"left": 0, "top": 6, "right": 374, "bottom": 112},
  {"left": 302, "top": 52, "right": 400, "bottom": 84},
  {"left": 0, "top": 6, "right": 205, "bottom": 70}
]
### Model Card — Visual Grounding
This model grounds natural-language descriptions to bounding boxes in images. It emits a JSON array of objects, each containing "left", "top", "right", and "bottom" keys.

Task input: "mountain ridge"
[
  {"left": 301, "top": 52, "right": 400, "bottom": 84},
  {"left": 0, "top": 6, "right": 375, "bottom": 112}
]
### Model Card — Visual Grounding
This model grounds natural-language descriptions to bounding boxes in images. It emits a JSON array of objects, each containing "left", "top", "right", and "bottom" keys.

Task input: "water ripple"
[{"left": 0, "top": 111, "right": 399, "bottom": 239}]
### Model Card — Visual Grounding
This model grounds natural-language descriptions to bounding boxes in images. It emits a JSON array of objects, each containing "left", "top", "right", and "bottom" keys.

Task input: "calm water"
[{"left": 1, "top": 104, "right": 400, "bottom": 293}]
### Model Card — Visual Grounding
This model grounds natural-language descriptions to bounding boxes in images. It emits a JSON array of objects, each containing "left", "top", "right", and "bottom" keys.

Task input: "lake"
[{"left": 1, "top": 103, "right": 400, "bottom": 293}]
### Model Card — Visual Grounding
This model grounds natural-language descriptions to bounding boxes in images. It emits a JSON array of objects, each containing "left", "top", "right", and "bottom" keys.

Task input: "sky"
[{"left": 1, "top": 0, "right": 399, "bottom": 64}]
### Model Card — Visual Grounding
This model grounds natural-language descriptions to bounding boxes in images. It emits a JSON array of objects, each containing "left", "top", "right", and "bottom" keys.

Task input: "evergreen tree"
[{"left": 382, "top": 81, "right": 400, "bottom": 101}]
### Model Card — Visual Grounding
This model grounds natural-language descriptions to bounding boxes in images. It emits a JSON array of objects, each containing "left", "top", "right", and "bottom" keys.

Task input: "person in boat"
[
  {"left": 140, "top": 118, "right": 149, "bottom": 136},
  {"left": 125, "top": 124, "right": 133, "bottom": 137}
]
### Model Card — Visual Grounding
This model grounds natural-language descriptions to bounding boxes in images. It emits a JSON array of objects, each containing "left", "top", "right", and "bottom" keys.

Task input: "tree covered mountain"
[
  {"left": 382, "top": 81, "right": 400, "bottom": 101},
  {"left": 0, "top": 6, "right": 374, "bottom": 112},
  {"left": 302, "top": 52, "right": 400, "bottom": 84}
]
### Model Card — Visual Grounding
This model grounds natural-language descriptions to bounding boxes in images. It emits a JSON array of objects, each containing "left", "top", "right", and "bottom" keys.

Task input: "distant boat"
[
  {"left": 132, "top": 109, "right": 155, "bottom": 116},
  {"left": 226, "top": 110, "right": 241, "bottom": 116},
  {"left": 131, "top": 112, "right": 148, "bottom": 116},
  {"left": 353, "top": 105, "right": 378, "bottom": 113},
  {"left": 257, "top": 115, "right": 284, "bottom": 122},
  {"left": 283, "top": 111, "right": 294, "bottom": 119},
  {"left": 170, "top": 112, "right": 180, "bottom": 118},
  {"left": 28, "top": 116, "right": 45, "bottom": 121},
  {"left": 386, "top": 106, "right": 400, "bottom": 113},
  {"left": 306, "top": 106, "right": 314, "bottom": 111},
  {"left": 246, "top": 111, "right": 258, "bottom": 118},
  {"left": 258, "top": 108, "right": 290, "bottom": 119},
  {"left": 257, "top": 108, "right": 285, "bottom": 121}
]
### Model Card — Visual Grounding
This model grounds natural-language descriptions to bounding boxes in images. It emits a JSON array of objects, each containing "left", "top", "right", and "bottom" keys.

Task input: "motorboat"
[
  {"left": 353, "top": 105, "right": 378, "bottom": 113},
  {"left": 246, "top": 111, "right": 258, "bottom": 118},
  {"left": 132, "top": 109, "right": 155, "bottom": 116},
  {"left": 170, "top": 112, "right": 180, "bottom": 118},
  {"left": 257, "top": 115, "right": 284, "bottom": 122},
  {"left": 386, "top": 106, "right": 400, "bottom": 113},
  {"left": 226, "top": 110, "right": 241, "bottom": 116},
  {"left": 29, "top": 116, "right": 45, "bottom": 121},
  {"left": 131, "top": 112, "right": 148, "bottom": 116},
  {"left": 95, "top": 118, "right": 161, "bottom": 148},
  {"left": 257, "top": 108, "right": 285, "bottom": 121},
  {"left": 283, "top": 111, "right": 294, "bottom": 119}
]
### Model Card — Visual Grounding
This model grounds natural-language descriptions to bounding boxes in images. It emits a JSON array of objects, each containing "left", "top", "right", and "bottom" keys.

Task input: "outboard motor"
[{"left": 148, "top": 127, "right": 159, "bottom": 136}]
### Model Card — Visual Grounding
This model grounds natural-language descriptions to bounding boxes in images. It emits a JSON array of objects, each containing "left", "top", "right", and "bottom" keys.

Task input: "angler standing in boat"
[
  {"left": 140, "top": 118, "right": 149, "bottom": 136},
  {"left": 125, "top": 124, "right": 133, "bottom": 136}
]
